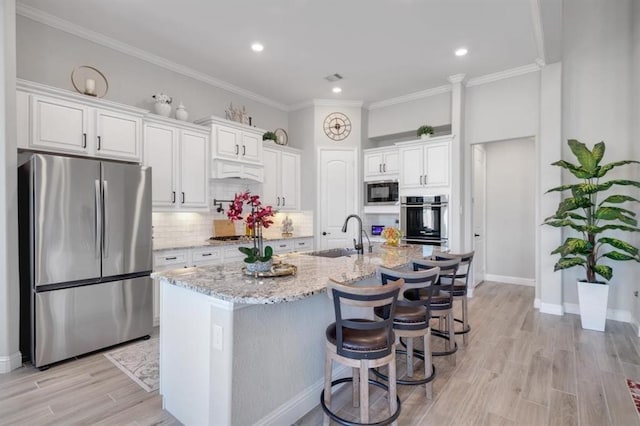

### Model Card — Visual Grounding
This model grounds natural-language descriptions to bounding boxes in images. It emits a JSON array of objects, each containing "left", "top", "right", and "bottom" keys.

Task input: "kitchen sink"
[{"left": 304, "top": 248, "right": 360, "bottom": 258}]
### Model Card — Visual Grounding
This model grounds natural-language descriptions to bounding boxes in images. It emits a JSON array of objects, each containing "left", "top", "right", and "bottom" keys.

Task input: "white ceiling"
[{"left": 18, "top": 0, "right": 542, "bottom": 107}]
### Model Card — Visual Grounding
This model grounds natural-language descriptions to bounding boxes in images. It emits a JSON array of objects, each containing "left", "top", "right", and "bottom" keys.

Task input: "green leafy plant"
[
  {"left": 238, "top": 246, "right": 273, "bottom": 264},
  {"left": 544, "top": 139, "right": 640, "bottom": 283},
  {"left": 262, "top": 131, "right": 277, "bottom": 142},
  {"left": 416, "top": 125, "right": 434, "bottom": 137}
]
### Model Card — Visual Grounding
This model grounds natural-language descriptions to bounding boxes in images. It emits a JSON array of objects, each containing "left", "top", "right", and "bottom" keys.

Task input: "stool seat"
[
  {"left": 326, "top": 320, "right": 394, "bottom": 352},
  {"left": 374, "top": 305, "right": 428, "bottom": 324}
]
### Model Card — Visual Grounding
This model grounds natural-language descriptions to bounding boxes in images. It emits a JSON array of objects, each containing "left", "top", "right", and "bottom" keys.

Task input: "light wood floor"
[
  {"left": 1, "top": 282, "right": 639, "bottom": 425},
  {"left": 296, "top": 281, "right": 640, "bottom": 426}
]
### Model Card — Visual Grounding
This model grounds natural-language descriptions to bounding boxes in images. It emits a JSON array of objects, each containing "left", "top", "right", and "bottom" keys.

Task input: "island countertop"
[{"left": 150, "top": 244, "right": 427, "bottom": 304}]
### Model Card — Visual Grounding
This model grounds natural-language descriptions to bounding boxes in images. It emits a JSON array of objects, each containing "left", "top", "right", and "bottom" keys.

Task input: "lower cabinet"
[{"left": 152, "top": 250, "right": 190, "bottom": 326}]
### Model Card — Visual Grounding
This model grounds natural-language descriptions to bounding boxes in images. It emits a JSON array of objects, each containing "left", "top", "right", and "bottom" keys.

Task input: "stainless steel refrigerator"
[{"left": 19, "top": 153, "right": 153, "bottom": 368}]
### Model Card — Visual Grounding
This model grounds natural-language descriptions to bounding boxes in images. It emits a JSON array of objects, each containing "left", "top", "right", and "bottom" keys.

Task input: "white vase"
[
  {"left": 154, "top": 102, "right": 171, "bottom": 117},
  {"left": 420, "top": 134, "right": 431, "bottom": 140},
  {"left": 175, "top": 103, "right": 188, "bottom": 121},
  {"left": 577, "top": 280, "right": 609, "bottom": 331}
]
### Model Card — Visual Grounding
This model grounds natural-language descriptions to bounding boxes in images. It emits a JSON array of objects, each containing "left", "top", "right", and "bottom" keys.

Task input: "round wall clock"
[{"left": 323, "top": 112, "right": 352, "bottom": 141}]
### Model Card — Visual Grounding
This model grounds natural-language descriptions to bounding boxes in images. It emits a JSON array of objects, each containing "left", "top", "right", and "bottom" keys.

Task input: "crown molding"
[
  {"left": 529, "top": 0, "right": 547, "bottom": 64},
  {"left": 367, "top": 85, "right": 451, "bottom": 110},
  {"left": 465, "top": 63, "right": 541, "bottom": 87},
  {"left": 447, "top": 73, "right": 467, "bottom": 84},
  {"left": 16, "top": 3, "right": 289, "bottom": 111}
]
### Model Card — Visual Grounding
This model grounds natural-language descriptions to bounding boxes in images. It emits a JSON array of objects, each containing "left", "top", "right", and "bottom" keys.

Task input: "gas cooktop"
[{"left": 209, "top": 235, "right": 251, "bottom": 242}]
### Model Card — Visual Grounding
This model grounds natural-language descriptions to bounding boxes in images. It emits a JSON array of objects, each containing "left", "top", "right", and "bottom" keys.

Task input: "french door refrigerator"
[{"left": 19, "top": 153, "right": 153, "bottom": 368}]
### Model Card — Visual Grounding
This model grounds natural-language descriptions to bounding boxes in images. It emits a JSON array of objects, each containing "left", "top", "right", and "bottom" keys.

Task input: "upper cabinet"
[
  {"left": 17, "top": 81, "right": 144, "bottom": 162},
  {"left": 196, "top": 116, "right": 265, "bottom": 181},
  {"left": 398, "top": 136, "right": 451, "bottom": 191},
  {"left": 363, "top": 147, "right": 399, "bottom": 181},
  {"left": 143, "top": 117, "right": 210, "bottom": 211},
  {"left": 263, "top": 144, "right": 301, "bottom": 211}
]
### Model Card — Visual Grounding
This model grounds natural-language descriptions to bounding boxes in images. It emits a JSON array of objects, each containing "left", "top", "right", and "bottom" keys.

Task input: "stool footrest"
[
  {"left": 399, "top": 335, "right": 458, "bottom": 357},
  {"left": 453, "top": 318, "right": 471, "bottom": 335},
  {"left": 320, "top": 377, "right": 401, "bottom": 426},
  {"left": 371, "top": 349, "right": 436, "bottom": 386}
]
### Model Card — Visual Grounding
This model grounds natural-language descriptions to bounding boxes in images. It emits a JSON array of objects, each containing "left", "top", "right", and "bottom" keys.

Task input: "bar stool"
[
  {"left": 321, "top": 278, "right": 403, "bottom": 426},
  {"left": 372, "top": 266, "right": 440, "bottom": 399},
  {"left": 434, "top": 251, "right": 475, "bottom": 345},
  {"left": 412, "top": 258, "right": 460, "bottom": 365}
]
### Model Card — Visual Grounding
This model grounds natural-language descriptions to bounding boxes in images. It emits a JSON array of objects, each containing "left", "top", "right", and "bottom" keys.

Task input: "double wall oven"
[{"left": 400, "top": 195, "right": 449, "bottom": 248}]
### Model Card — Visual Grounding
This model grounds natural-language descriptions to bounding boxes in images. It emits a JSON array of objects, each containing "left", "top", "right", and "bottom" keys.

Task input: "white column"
[
  {"left": 448, "top": 74, "right": 466, "bottom": 253},
  {"left": 537, "top": 63, "right": 563, "bottom": 315},
  {"left": 0, "top": 0, "right": 20, "bottom": 373}
]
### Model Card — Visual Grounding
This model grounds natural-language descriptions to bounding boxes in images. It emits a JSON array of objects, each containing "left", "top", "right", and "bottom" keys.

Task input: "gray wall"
[
  {"left": 562, "top": 0, "right": 636, "bottom": 311},
  {"left": 484, "top": 139, "right": 536, "bottom": 280},
  {"left": 16, "top": 16, "right": 288, "bottom": 131}
]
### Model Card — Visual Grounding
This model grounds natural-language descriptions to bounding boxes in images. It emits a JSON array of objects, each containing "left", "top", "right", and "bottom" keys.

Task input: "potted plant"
[
  {"left": 151, "top": 93, "right": 172, "bottom": 117},
  {"left": 262, "top": 131, "right": 277, "bottom": 142},
  {"left": 227, "top": 191, "right": 275, "bottom": 273},
  {"left": 417, "top": 125, "right": 434, "bottom": 140},
  {"left": 544, "top": 139, "right": 640, "bottom": 331}
]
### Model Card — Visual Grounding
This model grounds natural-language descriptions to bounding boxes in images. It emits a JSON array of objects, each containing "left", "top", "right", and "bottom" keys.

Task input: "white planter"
[
  {"left": 577, "top": 280, "right": 609, "bottom": 331},
  {"left": 420, "top": 134, "right": 431, "bottom": 140},
  {"left": 154, "top": 102, "right": 172, "bottom": 117}
]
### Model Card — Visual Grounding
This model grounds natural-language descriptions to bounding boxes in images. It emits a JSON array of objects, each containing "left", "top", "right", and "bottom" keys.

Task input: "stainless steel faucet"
[{"left": 342, "top": 214, "right": 372, "bottom": 254}]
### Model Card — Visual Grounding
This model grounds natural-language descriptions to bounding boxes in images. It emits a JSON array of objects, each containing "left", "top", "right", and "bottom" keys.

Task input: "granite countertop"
[
  {"left": 152, "top": 235, "right": 315, "bottom": 251},
  {"left": 151, "top": 244, "right": 427, "bottom": 304}
]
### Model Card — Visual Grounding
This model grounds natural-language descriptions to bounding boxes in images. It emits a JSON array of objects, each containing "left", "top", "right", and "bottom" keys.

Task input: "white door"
[
  {"left": 240, "top": 132, "right": 262, "bottom": 163},
  {"left": 144, "top": 123, "right": 177, "bottom": 207},
  {"left": 31, "top": 95, "right": 89, "bottom": 154},
  {"left": 425, "top": 142, "right": 450, "bottom": 187},
  {"left": 179, "top": 130, "right": 209, "bottom": 208},
  {"left": 364, "top": 152, "right": 384, "bottom": 180},
  {"left": 383, "top": 150, "right": 400, "bottom": 175},
  {"left": 472, "top": 144, "right": 487, "bottom": 285},
  {"left": 319, "top": 149, "right": 357, "bottom": 249},
  {"left": 399, "top": 145, "right": 423, "bottom": 189},
  {"left": 262, "top": 148, "right": 279, "bottom": 208},
  {"left": 280, "top": 151, "right": 299, "bottom": 210},
  {"left": 215, "top": 126, "right": 240, "bottom": 159},
  {"left": 95, "top": 109, "right": 141, "bottom": 161}
]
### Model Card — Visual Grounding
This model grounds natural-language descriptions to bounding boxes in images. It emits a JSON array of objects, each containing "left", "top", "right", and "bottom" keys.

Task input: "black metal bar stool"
[
  {"left": 433, "top": 251, "right": 475, "bottom": 345},
  {"left": 321, "top": 278, "right": 403, "bottom": 426},
  {"left": 411, "top": 257, "right": 460, "bottom": 365},
  {"left": 372, "top": 265, "right": 440, "bottom": 399}
]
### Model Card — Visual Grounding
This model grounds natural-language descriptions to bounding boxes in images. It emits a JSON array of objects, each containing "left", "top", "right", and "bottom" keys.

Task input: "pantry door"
[{"left": 318, "top": 148, "right": 358, "bottom": 250}]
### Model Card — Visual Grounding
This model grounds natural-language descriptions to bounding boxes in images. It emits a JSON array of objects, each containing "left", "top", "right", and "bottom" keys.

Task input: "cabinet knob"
[{"left": 322, "top": 231, "right": 330, "bottom": 236}]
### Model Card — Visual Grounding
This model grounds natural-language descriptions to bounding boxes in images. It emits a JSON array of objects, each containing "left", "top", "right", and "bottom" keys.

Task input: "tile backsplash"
[{"left": 152, "top": 178, "right": 314, "bottom": 246}]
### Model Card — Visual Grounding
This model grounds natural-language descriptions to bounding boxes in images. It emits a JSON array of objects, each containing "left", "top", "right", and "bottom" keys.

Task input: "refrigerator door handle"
[
  {"left": 94, "top": 179, "right": 102, "bottom": 259},
  {"left": 103, "top": 180, "right": 109, "bottom": 258}
]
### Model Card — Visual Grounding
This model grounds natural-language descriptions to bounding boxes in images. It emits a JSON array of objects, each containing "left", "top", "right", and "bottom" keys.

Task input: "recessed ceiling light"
[
  {"left": 455, "top": 47, "right": 468, "bottom": 57},
  {"left": 251, "top": 43, "right": 264, "bottom": 52},
  {"left": 332, "top": 87, "right": 342, "bottom": 94}
]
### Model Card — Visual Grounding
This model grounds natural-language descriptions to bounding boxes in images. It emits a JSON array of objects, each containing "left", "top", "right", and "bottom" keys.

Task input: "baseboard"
[
  {"left": 484, "top": 274, "right": 535, "bottom": 287},
  {"left": 0, "top": 351, "right": 22, "bottom": 373},
  {"left": 564, "top": 303, "right": 634, "bottom": 323},
  {"left": 255, "top": 364, "right": 350, "bottom": 425},
  {"left": 540, "top": 302, "right": 564, "bottom": 316}
]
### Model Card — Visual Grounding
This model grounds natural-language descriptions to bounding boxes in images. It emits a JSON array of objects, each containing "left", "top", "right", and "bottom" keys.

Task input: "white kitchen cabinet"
[
  {"left": 271, "top": 239, "right": 294, "bottom": 255},
  {"left": 363, "top": 147, "right": 400, "bottom": 181},
  {"left": 144, "top": 118, "right": 209, "bottom": 211},
  {"left": 153, "top": 250, "right": 190, "bottom": 325},
  {"left": 202, "top": 118, "right": 264, "bottom": 164},
  {"left": 191, "top": 247, "right": 223, "bottom": 266},
  {"left": 213, "top": 160, "right": 264, "bottom": 181},
  {"left": 18, "top": 82, "right": 145, "bottom": 161},
  {"left": 398, "top": 137, "right": 451, "bottom": 191},
  {"left": 263, "top": 145, "right": 301, "bottom": 211},
  {"left": 292, "top": 237, "right": 314, "bottom": 252}
]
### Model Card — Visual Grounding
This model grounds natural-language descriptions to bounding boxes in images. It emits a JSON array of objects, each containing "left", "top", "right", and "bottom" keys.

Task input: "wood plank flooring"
[
  {"left": 296, "top": 282, "right": 640, "bottom": 426},
  {"left": 1, "top": 282, "right": 639, "bottom": 425}
]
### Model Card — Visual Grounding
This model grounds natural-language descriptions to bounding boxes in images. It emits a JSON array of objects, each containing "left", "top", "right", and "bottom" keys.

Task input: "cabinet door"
[
  {"left": 383, "top": 150, "right": 400, "bottom": 175},
  {"left": 425, "top": 142, "right": 450, "bottom": 187},
  {"left": 240, "top": 132, "right": 262, "bottom": 163},
  {"left": 262, "top": 148, "right": 279, "bottom": 208},
  {"left": 293, "top": 237, "right": 314, "bottom": 252},
  {"left": 215, "top": 126, "right": 240, "bottom": 159},
  {"left": 399, "top": 145, "right": 424, "bottom": 189},
  {"left": 144, "top": 123, "right": 177, "bottom": 207},
  {"left": 95, "top": 109, "right": 141, "bottom": 161},
  {"left": 179, "top": 130, "right": 209, "bottom": 208},
  {"left": 31, "top": 95, "right": 89, "bottom": 154},
  {"left": 17, "top": 91, "right": 29, "bottom": 149},
  {"left": 280, "top": 151, "right": 299, "bottom": 211},
  {"left": 364, "top": 152, "right": 384, "bottom": 180},
  {"left": 272, "top": 240, "right": 293, "bottom": 255}
]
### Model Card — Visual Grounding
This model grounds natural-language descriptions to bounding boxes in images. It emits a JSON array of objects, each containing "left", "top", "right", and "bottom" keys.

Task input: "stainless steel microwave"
[{"left": 365, "top": 181, "right": 399, "bottom": 205}]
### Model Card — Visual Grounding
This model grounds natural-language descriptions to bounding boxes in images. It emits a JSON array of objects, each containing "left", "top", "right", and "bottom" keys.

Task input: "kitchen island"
[{"left": 152, "top": 244, "right": 425, "bottom": 426}]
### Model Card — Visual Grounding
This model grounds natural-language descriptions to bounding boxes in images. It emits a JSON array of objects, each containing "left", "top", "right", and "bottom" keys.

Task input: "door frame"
[
  {"left": 315, "top": 146, "right": 360, "bottom": 249},
  {"left": 470, "top": 143, "right": 487, "bottom": 293}
]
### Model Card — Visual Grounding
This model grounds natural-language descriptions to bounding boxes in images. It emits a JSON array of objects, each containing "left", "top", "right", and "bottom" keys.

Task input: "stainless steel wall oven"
[{"left": 400, "top": 195, "right": 448, "bottom": 247}]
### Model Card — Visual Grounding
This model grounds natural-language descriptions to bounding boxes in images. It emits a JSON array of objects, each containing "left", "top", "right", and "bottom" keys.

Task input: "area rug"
[
  {"left": 627, "top": 379, "right": 640, "bottom": 415},
  {"left": 104, "top": 337, "right": 159, "bottom": 392}
]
